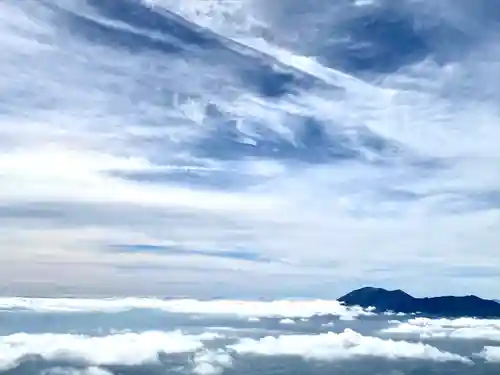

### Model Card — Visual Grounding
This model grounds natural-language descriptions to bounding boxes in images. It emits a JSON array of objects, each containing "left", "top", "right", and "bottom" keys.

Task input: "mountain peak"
[{"left": 349, "top": 286, "right": 413, "bottom": 297}]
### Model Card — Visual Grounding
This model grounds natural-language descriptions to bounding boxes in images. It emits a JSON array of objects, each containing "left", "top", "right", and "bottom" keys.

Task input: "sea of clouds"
[{"left": 0, "top": 298, "right": 499, "bottom": 375}]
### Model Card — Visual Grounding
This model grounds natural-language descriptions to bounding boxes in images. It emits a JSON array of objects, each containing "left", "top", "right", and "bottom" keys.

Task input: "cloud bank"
[
  {"left": 0, "top": 297, "right": 372, "bottom": 319},
  {"left": 477, "top": 346, "right": 500, "bottom": 363},
  {"left": 0, "top": 328, "right": 474, "bottom": 372},
  {"left": 0, "top": 330, "right": 219, "bottom": 371},
  {"left": 382, "top": 317, "right": 500, "bottom": 341},
  {"left": 228, "top": 328, "right": 471, "bottom": 363}
]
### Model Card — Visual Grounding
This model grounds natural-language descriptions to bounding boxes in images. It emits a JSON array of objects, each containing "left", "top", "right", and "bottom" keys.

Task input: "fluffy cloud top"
[
  {"left": 0, "top": 330, "right": 219, "bottom": 371},
  {"left": 0, "top": 328, "right": 475, "bottom": 372},
  {"left": 382, "top": 317, "right": 500, "bottom": 341},
  {"left": 228, "top": 328, "right": 471, "bottom": 363},
  {"left": 192, "top": 350, "right": 233, "bottom": 375},
  {"left": 477, "top": 346, "right": 500, "bottom": 363}
]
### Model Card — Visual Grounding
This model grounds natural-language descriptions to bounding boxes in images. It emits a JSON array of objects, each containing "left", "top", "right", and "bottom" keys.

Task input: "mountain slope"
[{"left": 339, "top": 287, "right": 500, "bottom": 318}]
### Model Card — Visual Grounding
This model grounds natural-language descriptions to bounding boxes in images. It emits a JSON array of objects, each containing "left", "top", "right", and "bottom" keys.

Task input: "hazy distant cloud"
[
  {"left": 381, "top": 317, "right": 500, "bottom": 341},
  {"left": 0, "top": 297, "right": 373, "bottom": 319},
  {"left": 111, "top": 244, "right": 273, "bottom": 263}
]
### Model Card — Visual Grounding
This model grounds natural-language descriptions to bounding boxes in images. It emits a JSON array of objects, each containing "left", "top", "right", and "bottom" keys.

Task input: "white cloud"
[
  {"left": 0, "top": 146, "right": 277, "bottom": 213},
  {"left": 0, "top": 330, "right": 219, "bottom": 371},
  {"left": 279, "top": 318, "right": 295, "bottom": 325},
  {"left": 192, "top": 350, "right": 233, "bottom": 375},
  {"left": 0, "top": 325, "right": 477, "bottom": 374},
  {"left": 477, "top": 346, "right": 500, "bottom": 363},
  {"left": 382, "top": 317, "right": 500, "bottom": 341},
  {"left": 42, "top": 367, "right": 113, "bottom": 375},
  {"left": 228, "top": 329, "right": 471, "bottom": 363},
  {"left": 0, "top": 297, "right": 372, "bottom": 320}
]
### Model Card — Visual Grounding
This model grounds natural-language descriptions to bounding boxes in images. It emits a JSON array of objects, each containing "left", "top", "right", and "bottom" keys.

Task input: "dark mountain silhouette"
[{"left": 338, "top": 287, "right": 500, "bottom": 318}]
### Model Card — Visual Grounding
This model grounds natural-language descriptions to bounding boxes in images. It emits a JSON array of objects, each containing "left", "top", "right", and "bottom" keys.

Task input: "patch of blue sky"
[{"left": 112, "top": 244, "right": 272, "bottom": 263}]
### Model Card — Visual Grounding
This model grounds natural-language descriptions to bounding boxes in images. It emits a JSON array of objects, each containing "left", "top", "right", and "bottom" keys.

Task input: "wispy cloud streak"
[{"left": 0, "top": 0, "right": 499, "bottom": 297}]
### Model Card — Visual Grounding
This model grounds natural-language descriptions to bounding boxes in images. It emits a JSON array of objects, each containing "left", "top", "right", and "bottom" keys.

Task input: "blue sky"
[{"left": 0, "top": 0, "right": 499, "bottom": 298}]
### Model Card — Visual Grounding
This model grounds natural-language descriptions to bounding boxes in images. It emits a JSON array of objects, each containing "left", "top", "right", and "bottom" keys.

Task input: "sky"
[{"left": 1, "top": 0, "right": 499, "bottom": 298}]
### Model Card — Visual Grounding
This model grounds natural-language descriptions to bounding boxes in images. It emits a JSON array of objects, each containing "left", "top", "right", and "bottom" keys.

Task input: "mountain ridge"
[{"left": 338, "top": 287, "right": 500, "bottom": 318}]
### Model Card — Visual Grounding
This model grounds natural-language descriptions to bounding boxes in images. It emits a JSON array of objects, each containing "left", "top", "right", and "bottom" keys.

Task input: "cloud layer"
[
  {"left": 0, "top": 328, "right": 475, "bottom": 373},
  {"left": 0, "top": 297, "right": 371, "bottom": 319}
]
